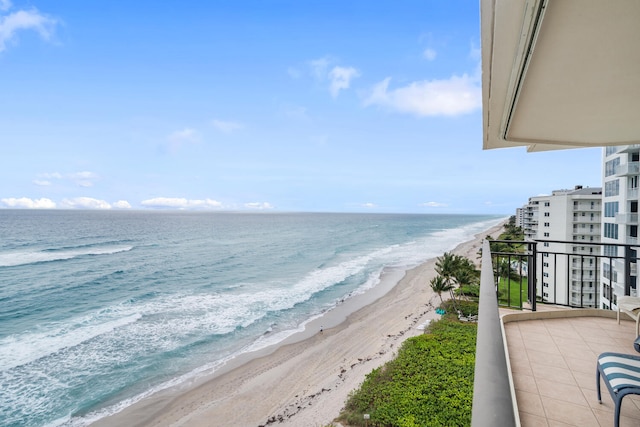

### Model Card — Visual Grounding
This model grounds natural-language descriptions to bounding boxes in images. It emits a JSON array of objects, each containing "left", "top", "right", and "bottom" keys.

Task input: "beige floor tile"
[
  {"left": 518, "top": 390, "right": 545, "bottom": 416},
  {"left": 526, "top": 348, "right": 568, "bottom": 369},
  {"left": 514, "top": 373, "right": 538, "bottom": 393},
  {"left": 540, "top": 396, "right": 599, "bottom": 426},
  {"left": 530, "top": 362, "right": 577, "bottom": 386},
  {"left": 536, "top": 378, "right": 588, "bottom": 406},
  {"left": 519, "top": 411, "right": 549, "bottom": 427}
]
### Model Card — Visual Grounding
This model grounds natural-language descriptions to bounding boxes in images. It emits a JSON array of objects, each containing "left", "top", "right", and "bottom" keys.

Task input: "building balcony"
[
  {"left": 502, "top": 310, "right": 640, "bottom": 426},
  {"left": 573, "top": 205, "right": 601, "bottom": 212},
  {"left": 616, "top": 213, "right": 639, "bottom": 224},
  {"left": 473, "top": 240, "right": 640, "bottom": 427},
  {"left": 618, "top": 144, "right": 640, "bottom": 154},
  {"left": 572, "top": 216, "right": 600, "bottom": 223},
  {"left": 615, "top": 161, "right": 640, "bottom": 176},
  {"left": 628, "top": 187, "right": 639, "bottom": 200},
  {"left": 614, "top": 259, "right": 638, "bottom": 276}
]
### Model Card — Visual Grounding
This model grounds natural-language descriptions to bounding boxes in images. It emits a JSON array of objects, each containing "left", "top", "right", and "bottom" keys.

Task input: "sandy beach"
[{"left": 91, "top": 221, "right": 505, "bottom": 427}]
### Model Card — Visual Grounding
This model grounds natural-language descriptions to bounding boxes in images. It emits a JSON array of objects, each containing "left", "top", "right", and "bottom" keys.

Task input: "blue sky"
[{"left": 0, "top": 0, "right": 602, "bottom": 213}]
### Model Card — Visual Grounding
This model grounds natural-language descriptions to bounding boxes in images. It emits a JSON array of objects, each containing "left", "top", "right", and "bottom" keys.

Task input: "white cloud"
[
  {"left": 167, "top": 128, "right": 201, "bottom": 152},
  {"left": 309, "top": 56, "right": 331, "bottom": 80},
  {"left": 212, "top": 119, "right": 242, "bottom": 133},
  {"left": 68, "top": 171, "right": 98, "bottom": 187},
  {"left": 364, "top": 75, "right": 481, "bottom": 117},
  {"left": 423, "top": 48, "right": 437, "bottom": 61},
  {"left": 362, "top": 202, "right": 377, "bottom": 209},
  {"left": 1, "top": 197, "right": 56, "bottom": 209},
  {"left": 308, "top": 57, "right": 359, "bottom": 97},
  {"left": 61, "top": 197, "right": 112, "bottom": 209},
  {"left": 328, "top": 66, "right": 360, "bottom": 98},
  {"left": 141, "top": 197, "right": 222, "bottom": 209},
  {"left": 0, "top": 5, "right": 58, "bottom": 52},
  {"left": 244, "top": 202, "right": 273, "bottom": 210},
  {"left": 36, "top": 171, "right": 97, "bottom": 187},
  {"left": 39, "top": 172, "right": 62, "bottom": 179},
  {"left": 420, "top": 201, "right": 448, "bottom": 208},
  {"left": 113, "top": 200, "right": 132, "bottom": 209}
]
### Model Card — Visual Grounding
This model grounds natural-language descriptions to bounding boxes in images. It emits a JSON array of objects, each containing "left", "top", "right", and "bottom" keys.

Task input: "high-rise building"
[
  {"left": 601, "top": 145, "right": 640, "bottom": 308},
  {"left": 522, "top": 186, "right": 602, "bottom": 306}
]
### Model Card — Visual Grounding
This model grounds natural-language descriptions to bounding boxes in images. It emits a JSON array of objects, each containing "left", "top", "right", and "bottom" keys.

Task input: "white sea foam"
[
  {"left": 0, "top": 245, "right": 134, "bottom": 267},
  {"left": 0, "top": 313, "right": 142, "bottom": 371}
]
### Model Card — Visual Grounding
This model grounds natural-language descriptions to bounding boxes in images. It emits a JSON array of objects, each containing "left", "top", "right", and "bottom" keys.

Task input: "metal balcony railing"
[
  {"left": 488, "top": 239, "right": 639, "bottom": 310},
  {"left": 471, "top": 238, "right": 640, "bottom": 427}
]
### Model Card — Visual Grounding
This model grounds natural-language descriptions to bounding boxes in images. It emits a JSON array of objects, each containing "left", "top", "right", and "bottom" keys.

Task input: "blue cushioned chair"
[{"left": 597, "top": 351, "right": 640, "bottom": 427}]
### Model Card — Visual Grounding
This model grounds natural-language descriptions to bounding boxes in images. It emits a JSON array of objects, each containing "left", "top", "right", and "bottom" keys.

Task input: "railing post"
[
  {"left": 529, "top": 242, "right": 537, "bottom": 311},
  {"left": 471, "top": 240, "right": 517, "bottom": 427},
  {"left": 625, "top": 245, "right": 632, "bottom": 296}
]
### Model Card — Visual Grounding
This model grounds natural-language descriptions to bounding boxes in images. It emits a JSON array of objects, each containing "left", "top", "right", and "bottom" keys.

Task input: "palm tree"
[
  {"left": 435, "top": 252, "right": 458, "bottom": 281},
  {"left": 430, "top": 275, "right": 454, "bottom": 303}
]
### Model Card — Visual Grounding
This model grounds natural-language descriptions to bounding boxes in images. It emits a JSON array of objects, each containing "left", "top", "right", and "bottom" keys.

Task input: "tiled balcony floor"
[{"left": 503, "top": 310, "right": 640, "bottom": 427}]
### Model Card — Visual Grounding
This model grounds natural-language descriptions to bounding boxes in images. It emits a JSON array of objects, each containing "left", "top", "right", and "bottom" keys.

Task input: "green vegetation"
[
  {"left": 337, "top": 318, "right": 477, "bottom": 427},
  {"left": 337, "top": 251, "right": 482, "bottom": 426},
  {"left": 498, "top": 276, "right": 528, "bottom": 306},
  {"left": 486, "top": 215, "right": 525, "bottom": 254},
  {"left": 430, "top": 252, "right": 480, "bottom": 301}
]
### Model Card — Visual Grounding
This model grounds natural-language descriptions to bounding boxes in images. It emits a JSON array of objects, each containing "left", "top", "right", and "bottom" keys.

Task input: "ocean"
[{"left": 0, "top": 210, "right": 503, "bottom": 427}]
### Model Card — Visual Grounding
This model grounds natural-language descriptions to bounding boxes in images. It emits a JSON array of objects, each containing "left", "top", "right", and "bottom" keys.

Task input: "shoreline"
[{"left": 90, "top": 220, "right": 505, "bottom": 427}]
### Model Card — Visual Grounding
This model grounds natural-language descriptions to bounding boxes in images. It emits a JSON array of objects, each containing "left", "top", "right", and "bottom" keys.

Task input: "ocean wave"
[
  {"left": 0, "top": 313, "right": 142, "bottom": 371},
  {"left": 0, "top": 245, "right": 134, "bottom": 267}
]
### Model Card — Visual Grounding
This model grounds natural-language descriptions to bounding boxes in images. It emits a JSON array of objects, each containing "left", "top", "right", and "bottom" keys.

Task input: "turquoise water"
[{"left": 0, "top": 210, "right": 502, "bottom": 427}]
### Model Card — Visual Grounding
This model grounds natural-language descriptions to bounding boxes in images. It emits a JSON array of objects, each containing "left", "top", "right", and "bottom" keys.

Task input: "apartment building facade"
[
  {"left": 523, "top": 186, "right": 602, "bottom": 307},
  {"left": 601, "top": 145, "right": 640, "bottom": 308}
]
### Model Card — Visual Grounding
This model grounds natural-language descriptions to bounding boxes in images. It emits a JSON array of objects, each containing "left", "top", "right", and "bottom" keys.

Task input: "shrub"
[{"left": 337, "top": 318, "right": 476, "bottom": 426}]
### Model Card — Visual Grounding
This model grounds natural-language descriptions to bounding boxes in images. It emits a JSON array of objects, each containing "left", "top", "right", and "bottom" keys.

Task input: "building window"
[
  {"left": 544, "top": 212, "right": 550, "bottom": 217},
  {"left": 544, "top": 202, "right": 550, "bottom": 207},
  {"left": 605, "top": 158, "right": 620, "bottom": 177},
  {"left": 605, "top": 180, "right": 620, "bottom": 197},
  {"left": 605, "top": 202, "right": 619, "bottom": 217},
  {"left": 604, "top": 223, "right": 619, "bottom": 239},
  {"left": 544, "top": 222, "right": 550, "bottom": 227},
  {"left": 544, "top": 232, "right": 550, "bottom": 237},
  {"left": 606, "top": 146, "right": 618, "bottom": 156}
]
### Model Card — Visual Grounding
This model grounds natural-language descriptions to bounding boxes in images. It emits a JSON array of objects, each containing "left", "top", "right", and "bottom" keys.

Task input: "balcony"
[
  {"left": 618, "top": 145, "right": 640, "bottom": 154},
  {"left": 573, "top": 215, "right": 600, "bottom": 223},
  {"left": 628, "top": 188, "right": 639, "bottom": 200},
  {"left": 615, "top": 162, "right": 640, "bottom": 177},
  {"left": 473, "top": 240, "right": 640, "bottom": 427},
  {"left": 616, "top": 213, "right": 639, "bottom": 224},
  {"left": 503, "top": 310, "right": 640, "bottom": 426}
]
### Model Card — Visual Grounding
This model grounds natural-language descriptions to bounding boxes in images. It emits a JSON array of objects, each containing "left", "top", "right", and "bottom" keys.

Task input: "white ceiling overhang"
[{"left": 482, "top": 0, "right": 640, "bottom": 151}]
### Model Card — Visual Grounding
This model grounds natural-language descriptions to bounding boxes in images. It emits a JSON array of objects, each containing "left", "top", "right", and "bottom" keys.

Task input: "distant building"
[
  {"left": 601, "top": 145, "right": 640, "bottom": 309},
  {"left": 515, "top": 206, "right": 526, "bottom": 229},
  {"left": 522, "top": 186, "right": 602, "bottom": 306}
]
